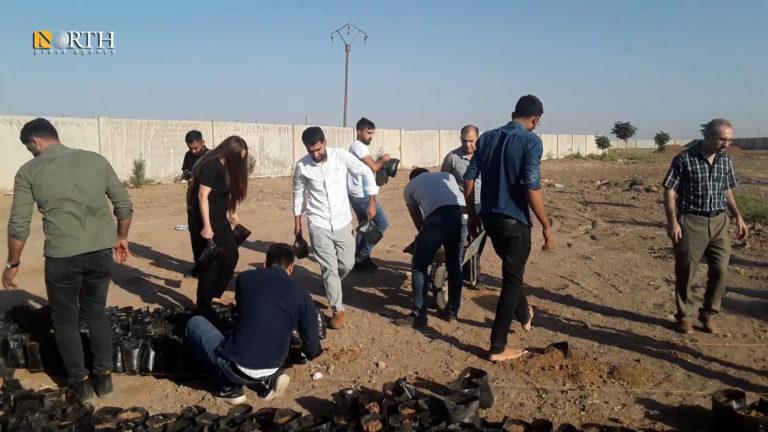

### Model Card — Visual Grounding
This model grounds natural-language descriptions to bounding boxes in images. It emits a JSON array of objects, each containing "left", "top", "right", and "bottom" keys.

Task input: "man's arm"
[
  {"left": 406, "top": 204, "right": 424, "bottom": 232},
  {"left": 464, "top": 152, "right": 480, "bottom": 237},
  {"left": 104, "top": 160, "right": 133, "bottom": 264},
  {"left": 663, "top": 188, "right": 682, "bottom": 243},
  {"left": 4, "top": 171, "right": 34, "bottom": 289},
  {"left": 360, "top": 154, "right": 391, "bottom": 173},
  {"left": 440, "top": 154, "right": 452, "bottom": 173},
  {"left": 725, "top": 189, "right": 748, "bottom": 240},
  {"left": 527, "top": 189, "right": 554, "bottom": 250},
  {"left": 522, "top": 139, "right": 553, "bottom": 250},
  {"left": 292, "top": 165, "right": 306, "bottom": 236},
  {"left": 343, "top": 151, "right": 378, "bottom": 219}
]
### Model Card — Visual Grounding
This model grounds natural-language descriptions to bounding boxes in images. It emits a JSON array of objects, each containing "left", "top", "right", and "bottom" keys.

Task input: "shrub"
[
  {"left": 129, "top": 158, "right": 154, "bottom": 188},
  {"left": 735, "top": 193, "right": 768, "bottom": 221},
  {"left": 248, "top": 155, "right": 256, "bottom": 176}
]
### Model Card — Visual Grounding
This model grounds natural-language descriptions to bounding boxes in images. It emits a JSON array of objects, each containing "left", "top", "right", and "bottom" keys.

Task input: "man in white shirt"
[
  {"left": 348, "top": 117, "right": 391, "bottom": 271},
  {"left": 293, "top": 127, "right": 379, "bottom": 329},
  {"left": 396, "top": 168, "right": 466, "bottom": 328}
]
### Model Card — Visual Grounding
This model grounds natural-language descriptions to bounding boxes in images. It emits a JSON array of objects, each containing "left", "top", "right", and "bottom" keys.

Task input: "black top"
[
  {"left": 193, "top": 158, "right": 230, "bottom": 225},
  {"left": 182, "top": 147, "right": 208, "bottom": 171},
  {"left": 218, "top": 266, "right": 322, "bottom": 369}
]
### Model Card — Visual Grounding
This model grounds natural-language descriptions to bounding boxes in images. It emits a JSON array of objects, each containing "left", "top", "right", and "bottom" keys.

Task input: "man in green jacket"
[{"left": 2, "top": 118, "right": 133, "bottom": 402}]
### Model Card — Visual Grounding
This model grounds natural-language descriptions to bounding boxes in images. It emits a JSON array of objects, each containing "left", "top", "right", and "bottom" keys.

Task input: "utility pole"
[{"left": 331, "top": 23, "right": 368, "bottom": 127}]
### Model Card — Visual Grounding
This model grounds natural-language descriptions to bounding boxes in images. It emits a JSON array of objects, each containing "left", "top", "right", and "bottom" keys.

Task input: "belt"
[
  {"left": 683, "top": 210, "right": 725, "bottom": 217},
  {"left": 434, "top": 205, "right": 463, "bottom": 213}
]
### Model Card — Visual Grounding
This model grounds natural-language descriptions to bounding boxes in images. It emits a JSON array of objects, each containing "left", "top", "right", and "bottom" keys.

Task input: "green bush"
[
  {"left": 735, "top": 193, "right": 768, "bottom": 221},
  {"left": 248, "top": 155, "right": 256, "bottom": 176},
  {"left": 129, "top": 158, "right": 154, "bottom": 188}
]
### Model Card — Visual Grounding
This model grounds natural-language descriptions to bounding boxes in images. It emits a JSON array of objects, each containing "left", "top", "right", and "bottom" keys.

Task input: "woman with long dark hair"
[{"left": 187, "top": 135, "right": 249, "bottom": 313}]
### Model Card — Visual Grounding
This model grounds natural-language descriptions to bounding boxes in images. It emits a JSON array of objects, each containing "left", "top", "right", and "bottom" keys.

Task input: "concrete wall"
[
  {"left": 0, "top": 115, "right": 100, "bottom": 192},
  {"left": 401, "top": 130, "right": 440, "bottom": 168},
  {"left": 2, "top": 114, "right": 749, "bottom": 191}
]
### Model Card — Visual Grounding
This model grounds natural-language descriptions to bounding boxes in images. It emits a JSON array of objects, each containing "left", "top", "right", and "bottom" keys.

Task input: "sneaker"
[
  {"left": 260, "top": 373, "right": 290, "bottom": 401},
  {"left": 68, "top": 378, "right": 95, "bottom": 403},
  {"left": 213, "top": 385, "right": 246, "bottom": 405},
  {"left": 328, "top": 311, "right": 345, "bottom": 329},
  {"left": 394, "top": 314, "right": 427, "bottom": 329},
  {"left": 676, "top": 320, "right": 694, "bottom": 334},
  {"left": 92, "top": 371, "right": 113, "bottom": 397},
  {"left": 698, "top": 314, "right": 719, "bottom": 334}
]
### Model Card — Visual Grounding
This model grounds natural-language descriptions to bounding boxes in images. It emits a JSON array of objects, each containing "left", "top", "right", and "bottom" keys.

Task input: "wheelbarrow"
[{"left": 403, "top": 231, "right": 486, "bottom": 310}]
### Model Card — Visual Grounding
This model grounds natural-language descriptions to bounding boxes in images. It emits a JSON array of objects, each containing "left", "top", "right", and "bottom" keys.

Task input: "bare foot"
[
  {"left": 522, "top": 306, "right": 534, "bottom": 331},
  {"left": 488, "top": 347, "right": 526, "bottom": 362}
]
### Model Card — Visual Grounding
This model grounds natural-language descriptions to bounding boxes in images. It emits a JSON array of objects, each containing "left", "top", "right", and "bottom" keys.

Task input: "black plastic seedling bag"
[
  {"left": 273, "top": 408, "right": 302, "bottom": 432},
  {"left": 442, "top": 392, "right": 480, "bottom": 427},
  {"left": 121, "top": 339, "right": 143, "bottom": 375},
  {"left": 294, "top": 235, "right": 309, "bottom": 259},
  {"left": 233, "top": 224, "right": 252, "bottom": 246},
  {"left": 196, "top": 239, "right": 222, "bottom": 270},
  {"left": 357, "top": 219, "right": 383, "bottom": 245},
  {"left": 529, "top": 418, "right": 555, "bottom": 432},
  {"left": 116, "top": 407, "right": 149, "bottom": 429},
  {"left": 24, "top": 341, "right": 44, "bottom": 372},
  {"left": 712, "top": 388, "right": 747, "bottom": 431},
  {"left": 6, "top": 334, "right": 27, "bottom": 369},
  {"left": 449, "top": 367, "right": 494, "bottom": 409},
  {"left": 140, "top": 339, "right": 158, "bottom": 374},
  {"left": 146, "top": 412, "right": 179, "bottom": 431},
  {"left": 57, "top": 402, "right": 93, "bottom": 431}
]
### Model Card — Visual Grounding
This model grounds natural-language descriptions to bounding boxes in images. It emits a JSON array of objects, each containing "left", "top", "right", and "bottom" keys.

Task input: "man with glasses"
[{"left": 464, "top": 95, "right": 554, "bottom": 362}]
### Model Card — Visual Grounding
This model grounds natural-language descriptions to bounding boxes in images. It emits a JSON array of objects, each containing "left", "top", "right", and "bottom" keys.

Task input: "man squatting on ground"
[
  {"left": 293, "top": 126, "right": 379, "bottom": 330},
  {"left": 465, "top": 95, "right": 555, "bottom": 362},
  {"left": 441, "top": 124, "right": 486, "bottom": 288},
  {"left": 663, "top": 118, "right": 748, "bottom": 335},
  {"left": 397, "top": 169, "right": 466, "bottom": 328},
  {"left": 3, "top": 118, "right": 133, "bottom": 401},
  {"left": 185, "top": 243, "right": 322, "bottom": 404},
  {"left": 348, "top": 117, "right": 391, "bottom": 271}
]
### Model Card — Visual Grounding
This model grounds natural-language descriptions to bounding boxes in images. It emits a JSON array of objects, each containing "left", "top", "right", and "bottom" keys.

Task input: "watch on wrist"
[{"left": 5, "top": 262, "right": 19, "bottom": 269}]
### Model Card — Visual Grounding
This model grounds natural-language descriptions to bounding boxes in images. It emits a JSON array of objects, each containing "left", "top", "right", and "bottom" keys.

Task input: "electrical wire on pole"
[{"left": 331, "top": 23, "right": 368, "bottom": 127}]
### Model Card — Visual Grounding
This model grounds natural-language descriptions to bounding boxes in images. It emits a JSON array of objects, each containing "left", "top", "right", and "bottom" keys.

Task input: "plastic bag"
[
  {"left": 294, "top": 235, "right": 309, "bottom": 259},
  {"left": 357, "top": 219, "right": 383, "bottom": 245},
  {"left": 196, "top": 239, "right": 222, "bottom": 270},
  {"left": 233, "top": 224, "right": 252, "bottom": 246}
]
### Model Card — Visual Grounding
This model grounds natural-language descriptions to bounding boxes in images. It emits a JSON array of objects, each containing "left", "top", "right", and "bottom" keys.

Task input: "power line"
[{"left": 330, "top": 23, "right": 368, "bottom": 127}]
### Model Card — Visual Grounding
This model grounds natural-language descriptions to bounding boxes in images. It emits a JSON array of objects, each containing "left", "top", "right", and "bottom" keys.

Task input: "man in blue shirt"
[
  {"left": 185, "top": 243, "right": 322, "bottom": 404},
  {"left": 464, "top": 95, "right": 554, "bottom": 362}
]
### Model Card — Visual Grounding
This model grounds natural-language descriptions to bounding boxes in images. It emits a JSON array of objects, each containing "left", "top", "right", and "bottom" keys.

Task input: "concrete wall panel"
[
  {"left": 540, "top": 134, "right": 557, "bottom": 159},
  {"left": 370, "top": 128, "right": 401, "bottom": 161},
  {"left": 636, "top": 139, "right": 655, "bottom": 149},
  {"left": 572, "top": 134, "right": 587, "bottom": 156},
  {"left": 557, "top": 134, "right": 573, "bottom": 158},
  {"left": 401, "top": 130, "right": 440, "bottom": 168},
  {"left": 100, "top": 118, "right": 213, "bottom": 181},
  {"left": 584, "top": 135, "right": 598, "bottom": 155},
  {"left": 213, "top": 122, "right": 293, "bottom": 177},
  {"left": 439, "top": 130, "right": 460, "bottom": 163}
]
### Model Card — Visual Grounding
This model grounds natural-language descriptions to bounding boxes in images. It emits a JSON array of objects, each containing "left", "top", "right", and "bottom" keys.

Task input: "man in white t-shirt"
[
  {"left": 348, "top": 117, "right": 391, "bottom": 271},
  {"left": 396, "top": 168, "right": 466, "bottom": 328},
  {"left": 293, "top": 127, "right": 379, "bottom": 330}
]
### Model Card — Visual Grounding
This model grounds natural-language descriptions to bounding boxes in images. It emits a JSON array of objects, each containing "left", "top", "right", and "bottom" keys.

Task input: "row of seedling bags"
[
  {"left": 1, "top": 366, "right": 683, "bottom": 432},
  {"left": 0, "top": 304, "right": 324, "bottom": 377}
]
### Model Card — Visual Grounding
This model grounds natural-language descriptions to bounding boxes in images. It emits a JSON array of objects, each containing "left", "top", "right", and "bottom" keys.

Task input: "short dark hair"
[
  {"left": 460, "top": 125, "right": 479, "bottom": 135},
  {"left": 701, "top": 118, "right": 733, "bottom": 139},
  {"left": 302, "top": 127, "right": 325, "bottom": 146},
  {"left": 409, "top": 167, "right": 429, "bottom": 180},
  {"left": 266, "top": 243, "right": 295, "bottom": 268},
  {"left": 185, "top": 130, "right": 203, "bottom": 144},
  {"left": 356, "top": 117, "right": 375, "bottom": 131},
  {"left": 512, "top": 95, "right": 544, "bottom": 119},
  {"left": 20, "top": 118, "right": 59, "bottom": 144}
]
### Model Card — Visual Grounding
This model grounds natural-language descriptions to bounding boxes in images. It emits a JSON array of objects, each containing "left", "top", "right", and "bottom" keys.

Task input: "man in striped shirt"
[{"left": 663, "top": 118, "right": 748, "bottom": 335}]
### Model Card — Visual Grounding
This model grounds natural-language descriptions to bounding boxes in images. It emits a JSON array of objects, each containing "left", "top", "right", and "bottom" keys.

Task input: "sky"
[{"left": 1, "top": 0, "right": 766, "bottom": 139}]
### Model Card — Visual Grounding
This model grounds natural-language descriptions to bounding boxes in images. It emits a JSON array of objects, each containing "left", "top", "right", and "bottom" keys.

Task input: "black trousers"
[
  {"left": 482, "top": 214, "right": 532, "bottom": 354},
  {"left": 44, "top": 248, "right": 114, "bottom": 382},
  {"left": 189, "top": 215, "right": 238, "bottom": 312}
]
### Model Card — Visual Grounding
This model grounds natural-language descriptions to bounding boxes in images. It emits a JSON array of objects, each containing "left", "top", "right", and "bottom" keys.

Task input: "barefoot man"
[{"left": 464, "top": 95, "right": 555, "bottom": 362}]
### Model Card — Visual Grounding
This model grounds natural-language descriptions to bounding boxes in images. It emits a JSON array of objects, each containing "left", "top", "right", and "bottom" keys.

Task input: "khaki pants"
[{"left": 673, "top": 212, "right": 731, "bottom": 319}]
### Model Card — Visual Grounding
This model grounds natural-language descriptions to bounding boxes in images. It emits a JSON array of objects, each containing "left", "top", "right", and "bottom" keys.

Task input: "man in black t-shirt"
[
  {"left": 181, "top": 130, "right": 208, "bottom": 181},
  {"left": 185, "top": 243, "right": 322, "bottom": 404}
]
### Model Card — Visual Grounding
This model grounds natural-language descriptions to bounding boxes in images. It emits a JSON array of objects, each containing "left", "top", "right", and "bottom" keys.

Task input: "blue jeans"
[
  {"left": 185, "top": 316, "right": 260, "bottom": 388},
  {"left": 349, "top": 195, "right": 389, "bottom": 260},
  {"left": 411, "top": 207, "right": 465, "bottom": 320}
]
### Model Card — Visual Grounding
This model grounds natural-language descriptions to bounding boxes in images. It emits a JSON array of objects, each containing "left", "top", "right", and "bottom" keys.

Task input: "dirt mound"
[
  {"left": 662, "top": 145, "right": 685, "bottom": 154},
  {"left": 725, "top": 145, "right": 747, "bottom": 156},
  {"left": 499, "top": 349, "right": 654, "bottom": 387}
]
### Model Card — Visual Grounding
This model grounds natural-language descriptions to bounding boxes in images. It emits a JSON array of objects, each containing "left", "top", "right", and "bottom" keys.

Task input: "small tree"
[
  {"left": 595, "top": 135, "right": 611, "bottom": 151},
  {"left": 130, "top": 158, "right": 147, "bottom": 188},
  {"left": 654, "top": 131, "right": 671, "bottom": 153},
  {"left": 248, "top": 155, "right": 256, "bottom": 176},
  {"left": 611, "top": 121, "right": 638, "bottom": 180}
]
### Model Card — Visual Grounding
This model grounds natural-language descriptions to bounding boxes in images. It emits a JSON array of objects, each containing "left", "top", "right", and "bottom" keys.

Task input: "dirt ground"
[{"left": 2, "top": 150, "right": 766, "bottom": 431}]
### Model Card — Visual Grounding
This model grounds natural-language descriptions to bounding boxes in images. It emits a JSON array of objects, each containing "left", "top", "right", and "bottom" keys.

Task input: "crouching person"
[{"left": 185, "top": 243, "right": 322, "bottom": 404}]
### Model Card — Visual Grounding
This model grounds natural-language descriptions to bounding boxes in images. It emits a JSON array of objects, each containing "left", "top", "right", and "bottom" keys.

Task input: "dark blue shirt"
[
  {"left": 218, "top": 266, "right": 322, "bottom": 369},
  {"left": 464, "top": 121, "right": 542, "bottom": 225}
]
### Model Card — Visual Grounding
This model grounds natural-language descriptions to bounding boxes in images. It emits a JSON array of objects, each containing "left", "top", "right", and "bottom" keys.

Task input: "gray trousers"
[
  {"left": 309, "top": 223, "right": 355, "bottom": 312},
  {"left": 673, "top": 212, "right": 731, "bottom": 319}
]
